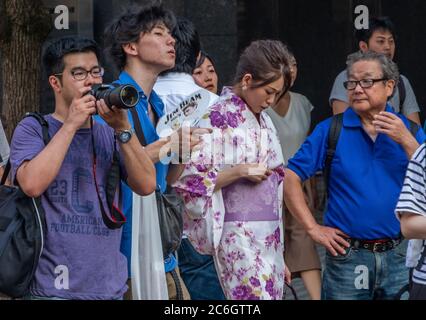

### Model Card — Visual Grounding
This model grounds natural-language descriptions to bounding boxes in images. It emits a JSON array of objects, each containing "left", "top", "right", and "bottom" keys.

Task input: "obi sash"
[{"left": 222, "top": 171, "right": 280, "bottom": 222}]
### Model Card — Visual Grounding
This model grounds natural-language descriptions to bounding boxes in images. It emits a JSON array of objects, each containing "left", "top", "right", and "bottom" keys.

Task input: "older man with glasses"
[
  {"left": 330, "top": 16, "right": 421, "bottom": 125},
  {"left": 284, "top": 51, "right": 425, "bottom": 300}
]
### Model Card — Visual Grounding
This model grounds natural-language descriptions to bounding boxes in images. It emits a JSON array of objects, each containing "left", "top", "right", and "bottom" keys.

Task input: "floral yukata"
[{"left": 173, "top": 87, "right": 286, "bottom": 300}]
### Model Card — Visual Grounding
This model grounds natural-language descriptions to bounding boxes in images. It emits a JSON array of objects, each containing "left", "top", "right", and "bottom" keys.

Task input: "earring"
[{"left": 242, "top": 85, "right": 247, "bottom": 91}]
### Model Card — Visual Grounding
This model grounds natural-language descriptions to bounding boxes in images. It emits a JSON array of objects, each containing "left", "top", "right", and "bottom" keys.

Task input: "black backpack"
[
  {"left": 0, "top": 112, "right": 49, "bottom": 298},
  {"left": 324, "top": 113, "right": 419, "bottom": 189}
]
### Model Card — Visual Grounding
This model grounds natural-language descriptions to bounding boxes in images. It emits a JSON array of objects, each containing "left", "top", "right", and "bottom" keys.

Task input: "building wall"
[
  {"left": 19, "top": 1, "right": 426, "bottom": 125},
  {"left": 385, "top": 0, "right": 426, "bottom": 125}
]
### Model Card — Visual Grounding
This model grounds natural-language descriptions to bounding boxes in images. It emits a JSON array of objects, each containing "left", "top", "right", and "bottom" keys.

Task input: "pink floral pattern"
[{"left": 173, "top": 87, "right": 286, "bottom": 300}]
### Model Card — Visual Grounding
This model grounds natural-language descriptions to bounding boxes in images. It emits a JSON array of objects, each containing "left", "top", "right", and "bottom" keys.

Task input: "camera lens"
[
  {"left": 120, "top": 85, "right": 139, "bottom": 108},
  {"left": 90, "top": 84, "right": 139, "bottom": 109}
]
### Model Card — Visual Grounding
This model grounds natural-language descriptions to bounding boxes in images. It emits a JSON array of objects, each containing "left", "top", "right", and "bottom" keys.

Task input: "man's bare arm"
[{"left": 284, "top": 168, "right": 349, "bottom": 256}]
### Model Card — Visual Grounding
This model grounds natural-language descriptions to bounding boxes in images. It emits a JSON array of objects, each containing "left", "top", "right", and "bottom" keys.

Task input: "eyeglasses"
[
  {"left": 54, "top": 66, "right": 105, "bottom": 81},
  {"left": 343, "top": 78, "right": 388, "bottom": 90}
]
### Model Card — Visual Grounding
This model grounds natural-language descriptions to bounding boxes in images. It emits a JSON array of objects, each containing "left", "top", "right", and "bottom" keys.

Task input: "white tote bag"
[{"left": 131, "top": 192, "right": 168, "bottom": 300}]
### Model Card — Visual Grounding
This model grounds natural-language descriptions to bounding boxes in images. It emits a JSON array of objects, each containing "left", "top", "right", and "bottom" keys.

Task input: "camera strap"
[
  {"left": 90, "top": 117, "right": 126, "bottom": 229},
  {"left": 130, "top": 108, "right": 167, "bottom": 194}
]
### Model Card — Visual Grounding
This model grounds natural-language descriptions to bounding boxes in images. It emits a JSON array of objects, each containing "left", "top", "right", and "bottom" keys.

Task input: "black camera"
[{"left": 89, "top": 83, "right": 139, "bottom": 109}]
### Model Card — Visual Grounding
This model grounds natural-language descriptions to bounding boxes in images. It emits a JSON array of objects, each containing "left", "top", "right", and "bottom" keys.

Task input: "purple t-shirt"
[{"left": 10, "top": 115, "right": 128, "bottom": 300}]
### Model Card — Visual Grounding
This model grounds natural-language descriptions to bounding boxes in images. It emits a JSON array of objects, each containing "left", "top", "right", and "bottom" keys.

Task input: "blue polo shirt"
[
  {"left": 95, "top": 71, "right": 176, "bottom": 274},
  {"left": 287, "top": 105, "right": 425, "bottom": 240}
]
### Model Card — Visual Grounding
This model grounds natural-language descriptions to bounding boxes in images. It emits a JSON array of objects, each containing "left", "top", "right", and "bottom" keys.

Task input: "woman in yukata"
[{"left": 173, "top": 40, "right": 292, "bottom": 300}]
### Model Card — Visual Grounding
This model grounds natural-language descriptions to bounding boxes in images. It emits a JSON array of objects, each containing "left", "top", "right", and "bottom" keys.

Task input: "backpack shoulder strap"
[
  {"left": 24, "top": 112, "right": 50, "bottom": 145},
  {"left": 1, "top": 112, "right": 50, "bottom": 185},
  {"left": 398, "top": 76, "right": 406, "bottom": 114},
  {"left": 324, "top": 113, "right": 344, "bottom": 190},
  {"left": 407, "top": 119, "right": 420, "bottom": 137}
]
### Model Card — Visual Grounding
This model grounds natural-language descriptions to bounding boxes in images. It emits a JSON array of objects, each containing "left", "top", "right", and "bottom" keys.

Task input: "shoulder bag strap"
[{"left": 130, "top": 108, "right": 147, "bottom": 147}]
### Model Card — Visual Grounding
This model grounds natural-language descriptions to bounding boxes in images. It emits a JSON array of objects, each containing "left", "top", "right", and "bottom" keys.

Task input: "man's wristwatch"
[{"left": 115, "top": 128, "right": 135, "bottom": 144}]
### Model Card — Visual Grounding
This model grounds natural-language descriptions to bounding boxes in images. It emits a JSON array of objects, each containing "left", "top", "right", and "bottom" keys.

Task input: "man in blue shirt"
[
  {"left": 102, "top": 4, "right": 208, "bottom": 300},
  {"left": 284, "top": 51, "right": 425, "bottom": 300}
]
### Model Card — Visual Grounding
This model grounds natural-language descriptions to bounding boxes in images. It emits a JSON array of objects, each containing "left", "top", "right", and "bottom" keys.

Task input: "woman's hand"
[
  {"left": 237, "top": 163, "right": 272, "bottom": 184},
  {"left": 285, "top": 265, "right": 292, "bottom": 285}
]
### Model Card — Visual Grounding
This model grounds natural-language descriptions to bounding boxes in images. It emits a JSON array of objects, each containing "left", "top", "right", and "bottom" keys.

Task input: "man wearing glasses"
[
  {"left": 284, "top": 51, "right": 425, "bottom": 300},
  {"left": 329, "top": 16, "right": 421, "bottom": 125},
  {"left": 8, "top": 36, "right": 156, "bottom": 300}
]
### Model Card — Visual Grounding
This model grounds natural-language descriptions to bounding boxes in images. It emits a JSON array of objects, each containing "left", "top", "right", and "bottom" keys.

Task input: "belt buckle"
[
  {"left": 372, "top": 242, "right": 383, "bottom": 252},
  {"left": 393, "top": 238, "right": 401, "bottom": 247}
]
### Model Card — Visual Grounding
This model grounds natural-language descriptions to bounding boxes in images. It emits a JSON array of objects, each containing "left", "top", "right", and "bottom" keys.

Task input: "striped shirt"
[{"left": 396, "top": 143, "right": 426, "bottom": 284}]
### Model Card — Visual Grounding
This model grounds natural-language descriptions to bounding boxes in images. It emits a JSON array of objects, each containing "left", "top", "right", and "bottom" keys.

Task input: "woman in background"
[
  {"left": 192, "top": 51, "right": 218, "bottom": 94},
  {"left": 266, "top": 48, "right": 322, "bottom": 300}
]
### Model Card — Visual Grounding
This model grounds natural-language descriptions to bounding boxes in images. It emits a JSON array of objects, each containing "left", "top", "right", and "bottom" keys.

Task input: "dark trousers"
[
  {"left": 409, "top": 282, "right": 426, "bottom": 300},
  {"left": 177, "top": 239, "right": 226, "bottom": 300}
]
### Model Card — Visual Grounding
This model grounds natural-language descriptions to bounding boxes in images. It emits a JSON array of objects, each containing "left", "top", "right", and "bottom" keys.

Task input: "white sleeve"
[
  {"left": 400, "top": 75, "right": 421, "bottom": 116},
  {"left": 329, "top": 70, "right": 349, "bottom": 106},
  {"left": 0, "top": 120, "right": 10, "bottom": 166}
]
